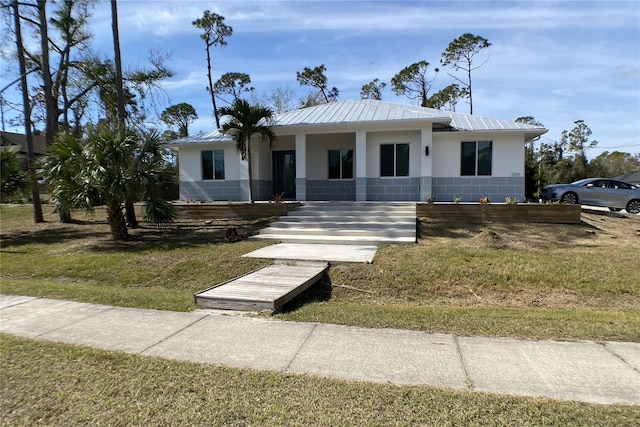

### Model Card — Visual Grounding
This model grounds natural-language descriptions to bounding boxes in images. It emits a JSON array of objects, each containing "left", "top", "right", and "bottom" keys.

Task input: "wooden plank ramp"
[{"left": 194, "top": 260, "right": 328, "bottom": 311}]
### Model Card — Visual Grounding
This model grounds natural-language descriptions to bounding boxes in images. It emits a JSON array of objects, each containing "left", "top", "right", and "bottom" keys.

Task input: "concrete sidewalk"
[{"left": 1, "top": 294, "right": 638, "bottom": 405}]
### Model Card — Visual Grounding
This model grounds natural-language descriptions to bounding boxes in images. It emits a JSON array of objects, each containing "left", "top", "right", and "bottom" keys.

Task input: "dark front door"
[{"left": 272, "top": 150, "right": 296, "bottom": 199}]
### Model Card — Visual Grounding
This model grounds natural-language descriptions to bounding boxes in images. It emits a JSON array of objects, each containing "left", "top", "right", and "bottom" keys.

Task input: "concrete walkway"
[
  {"left": 243, "top": 243, "right": 378, "bottom": 264},
  {"left": 2, "top": 295, "right": 639, "bottom": 405}
]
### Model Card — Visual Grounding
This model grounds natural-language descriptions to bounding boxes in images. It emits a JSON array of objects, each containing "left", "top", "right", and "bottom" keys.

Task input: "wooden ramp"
[{"left": 194, "top": 261, "right": 328, "bottom": 311}]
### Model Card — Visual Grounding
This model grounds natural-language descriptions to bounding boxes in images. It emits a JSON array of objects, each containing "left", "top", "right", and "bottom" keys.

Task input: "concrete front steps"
[{"left": 249, "top": 201, "right": 416, "bottom": 245}]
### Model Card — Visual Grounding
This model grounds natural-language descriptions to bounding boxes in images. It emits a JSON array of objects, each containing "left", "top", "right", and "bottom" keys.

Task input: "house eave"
[
  {"left": 273, "top": 117, "right": 452, "bottom": 135},
  {"left": 433, "top": 127, "right": 548, "bottom": 141}
]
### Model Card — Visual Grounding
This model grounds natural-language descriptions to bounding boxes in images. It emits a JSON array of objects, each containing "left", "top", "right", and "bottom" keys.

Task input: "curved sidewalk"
[{"left": 1, "top": 294, "right": 638, "bottom": 405}]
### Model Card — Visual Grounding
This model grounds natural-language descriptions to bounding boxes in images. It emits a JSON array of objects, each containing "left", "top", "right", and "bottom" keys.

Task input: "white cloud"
[
  {"left": 118, "top": 3, "right": 204, "bottom": 36},
  {"left": 107, "top": 1, "right": 639, "bottom": 39},
  {"left": 161, "top": 71, "right": 206, "bottom": 90}
]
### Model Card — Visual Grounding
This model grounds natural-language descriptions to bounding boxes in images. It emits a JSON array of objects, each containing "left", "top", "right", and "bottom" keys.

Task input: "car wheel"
[
  {"left": 608, "top": 207, "right": 622, "bottom": 212},
  {"left": 560, "top": 192, "right": 578, "bottom": 204},
  {"left": 626, "top": 199, "right": 640, "bottom": 214}
]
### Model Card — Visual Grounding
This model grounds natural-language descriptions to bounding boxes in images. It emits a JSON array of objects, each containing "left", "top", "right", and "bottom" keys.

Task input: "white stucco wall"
[
  {"left": 306, "top": 133, "right": 356, "bottom": 180},
  {"left": 432, "top": 132, "right": 525, "bottom": 178},
  {"left": 249, "top": 137, "right": 273, "bottom": 181},
  {"left": 177, "top": 129, "right": 526, "bottom": 189},
  {"left": 178, "top": 143, "right": 241, "bottom": 182},
  {"left": 272, "top": 135, "right": 295, "bottom": 151}
]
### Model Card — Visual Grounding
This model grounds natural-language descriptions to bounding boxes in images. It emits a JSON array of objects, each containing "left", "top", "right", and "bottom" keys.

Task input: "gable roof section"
[
  {"left": 615, "top": 171, "right": 640, "bottom": 184},
  {"left": 274, "top": 99, "right": 452, "bottom": 126},
  {"left": 274, "top": 100, "right": 546, "bottom": 135},
  {"left": 163, "top": 128, "right": 234, "bottom": 146},
  {"left": 0, "top": 131, "right": 47, "bottom": 155},
  {"left": 164, "top": 99, "right": 547, "bottom": 146}
]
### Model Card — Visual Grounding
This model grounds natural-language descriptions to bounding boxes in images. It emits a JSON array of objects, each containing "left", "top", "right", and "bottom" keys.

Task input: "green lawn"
[
  {"left": 1, "top": 204, "right": 639, "bottom": 341},
  {"left": 2, "top": 334, "right": 637, "bottom": 426}
]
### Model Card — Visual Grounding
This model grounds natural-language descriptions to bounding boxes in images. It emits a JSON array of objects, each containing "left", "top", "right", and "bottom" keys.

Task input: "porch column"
[
  {"left": 295, "top": 133, "right": 307, "bottom": 201},
  {"left": 355, "top": 130, "right": 367, "bottom": 201},
  {"left": 420, "top": 125, "right": 433, "bottom": 202},
  {"left": 239, "top": 156, "right": 250, "bottom": 202}
]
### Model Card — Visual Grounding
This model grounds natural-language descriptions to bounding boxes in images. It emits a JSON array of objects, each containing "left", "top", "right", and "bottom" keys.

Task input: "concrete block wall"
[
  {"left": 180, "top": 180, "right": 274, "bottom": 202},
  {"left": 180, "top": 180, "right": 243, "bottom": 201},
  {"left": 306, "top": 179, "right": 356, "bottom": 201},
  {"left": 431, "top": 176, "right": 525, "bottom": 203},
  {"left": 366, "top": 177, "right": 421, "bottom": 201},
  {"left": 179, "top": 176, "right": 524, "bottom": 203},
  {"left": 252, "top": 180, "right": 273, "bottom": 201}
]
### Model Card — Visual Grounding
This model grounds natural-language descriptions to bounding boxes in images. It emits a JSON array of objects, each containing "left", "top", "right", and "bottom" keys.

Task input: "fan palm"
[
  {"left": 42, "top": 124, "right": 176, "bottom": 240},
  {"left": 0, "top": 149, "right": 27, "bottom": 202},
  {"left": 218, "top": 99, "right": 276, "bottom": 202}
]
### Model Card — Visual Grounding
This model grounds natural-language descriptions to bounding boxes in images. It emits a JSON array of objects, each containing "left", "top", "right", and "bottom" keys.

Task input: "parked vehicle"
[{"left": 540, "top": 178, "right": 640, "bottom": 214}]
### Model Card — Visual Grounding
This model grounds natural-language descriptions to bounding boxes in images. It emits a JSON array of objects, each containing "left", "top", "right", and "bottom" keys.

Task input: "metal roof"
[
  {"left": 163, "top": 128, "right": 233, "bottom": 146},
  {"left": 164, "top": 99, "right": 547, "bottom": 145},
  {"left": 274, "top": 100, "right": 548, "bottom": 135},
  {"left": 274, "top": 99, "right": 452, "bottom": 126}
]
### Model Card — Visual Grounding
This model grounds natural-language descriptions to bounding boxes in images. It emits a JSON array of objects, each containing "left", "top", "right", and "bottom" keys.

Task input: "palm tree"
[
  {"left": 0, "top": 149, "right": 27, "bottom": 203},
  {"left": 218, "top": 99, "right": 276, "bottom": 203},
  {"left": 42, "top": 125, "right": 176, "bottom": 240}
]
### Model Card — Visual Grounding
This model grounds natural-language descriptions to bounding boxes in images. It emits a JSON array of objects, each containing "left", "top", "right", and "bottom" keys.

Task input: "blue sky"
[{"left": 4, "top": 0, "right": 640, "bottom": 159}]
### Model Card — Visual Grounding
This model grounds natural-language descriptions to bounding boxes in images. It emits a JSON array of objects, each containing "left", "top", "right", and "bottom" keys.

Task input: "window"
[
  {"left": 380, "top": 143, "right": 409, "bottom": 177},
  {"left": 328, "top": 149, "right": 353, "bottom": 179},
  {"left": 202, "top": 149, "right": 225, "bottom": 180},
  {"left": 461, "top": 141, "right": 492, "bottom": 176}
]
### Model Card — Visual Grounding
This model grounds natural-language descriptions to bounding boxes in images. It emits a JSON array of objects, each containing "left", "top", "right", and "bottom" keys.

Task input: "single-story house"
[
  {"left": 1, "top": 131, "right": 47, "bottom": 167},
  {"left": 164, "top": 99, "right": 547, "bottom": 202}
]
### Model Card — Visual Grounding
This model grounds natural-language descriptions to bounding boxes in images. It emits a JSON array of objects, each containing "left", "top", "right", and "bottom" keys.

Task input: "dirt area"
[
  {"left": 580, "top": 210, "right": 640, "bottom": 241},
  {"left": 0, "top": 206, "right": 276, "bottom": 248},
  {"left": 419, "top": 209, "right": 640, "bottom": 251},
  {"left": 327, "top": 210, "right": 640, "bottom": 312}
]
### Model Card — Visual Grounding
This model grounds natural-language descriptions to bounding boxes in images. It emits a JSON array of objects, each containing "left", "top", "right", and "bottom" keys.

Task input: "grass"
[
  {"left": 275, "top": 215, "right": 640, "bottom": 341},
  {"left": 0, "top": 205, "right": 272, "bottom": 311},
  {"left": 280, "top": 302, "right": 639, "bottom": 342},
  {"left": 2, "top": 334, "right": 638, "bottom": 426},
  {"left": 1, "top": 204, "right": 639, "bottom": 341}
]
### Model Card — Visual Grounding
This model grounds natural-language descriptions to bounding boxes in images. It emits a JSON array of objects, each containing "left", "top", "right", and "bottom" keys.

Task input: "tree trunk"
[
  {"left": 38, "top": 0, "right": 73, "bottom": 223},
  {"left": 58, "top": 208, "right": 72, "bottom": 223},
  {"left": 111, "top": 0, "right": 126, "bottom": 128},
  {"left": 37, "top": 1, "right": 57, "bottom": 142},
  {"left": 205, "top": 45, "right": 220, "bottom": 128},
  {"left": 125, "top": 200, "right": 138, "bottom": 228},
  {"left": 14, "top": 0, "right": 44, "bottom": 223},
  {"left": 246, "top": 143, "right": 254, "bottom": 203},
  {"left": 467, "top": 67, "right": 473, "bottom": 115},
  {"left": 112, "top": 2, "right": 137, "bottom": 227},
  {"left": 106, "top": 200, "right": 128, "bottom": 240}
]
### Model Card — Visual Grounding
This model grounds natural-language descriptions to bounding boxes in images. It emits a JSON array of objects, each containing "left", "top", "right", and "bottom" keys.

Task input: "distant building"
[
  {"left": 615, "top": 172, "right": 640, "bottom": 186},
  {"left": 0, "top": 131, "right": 47, "bottom": 167}
]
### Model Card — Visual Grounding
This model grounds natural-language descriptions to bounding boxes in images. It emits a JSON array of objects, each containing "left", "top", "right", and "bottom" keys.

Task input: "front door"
[{"left": 272, "top": 150, "right": 296, "bottom": 199}]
